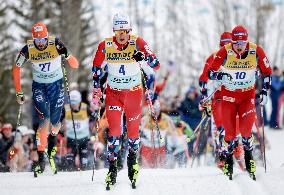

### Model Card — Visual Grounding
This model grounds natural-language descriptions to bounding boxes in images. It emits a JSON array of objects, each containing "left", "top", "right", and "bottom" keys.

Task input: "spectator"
[
  {"left": 61, "top": 90, "right": 95, "bottom": 171},
  {"left": 178, "top": 86, "right": 202, "bottom": 130},
  {"left": 19, "top": 126, "right": 36, "bottom": 170},
  {"left": 270, "top": 66, "right": 282, "bottom": 129},
  {"left": 0, "top": 123, "right": 14, "bottom": 172},
  {"left": 140, "top": 101, "right": 177, "bottom": 168},
  {"left": 277, "top": 71, "right": 284, "bottom": 128}
]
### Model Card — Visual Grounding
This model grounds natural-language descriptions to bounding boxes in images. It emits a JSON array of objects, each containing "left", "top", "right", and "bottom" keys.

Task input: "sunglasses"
[
  {"left": 232, "top": 41, "right": 247, "bottom": 46},
  {"left": 34, "top": 37, "right": 48, "bottom": 43},
  {"left": 114, "top": 30, "right": 130, "bottom": 35}
]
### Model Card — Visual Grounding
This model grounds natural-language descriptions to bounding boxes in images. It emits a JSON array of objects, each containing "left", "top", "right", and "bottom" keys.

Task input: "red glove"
[{"left": 93, "top": 88, "right": 102, "bottom": 106}]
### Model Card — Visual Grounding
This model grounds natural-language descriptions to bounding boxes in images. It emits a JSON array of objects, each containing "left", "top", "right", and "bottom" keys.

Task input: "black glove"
[
  {"left": 216, "top": 72, "right": 233, "bottom": 81},
  {"left": 133, "top": 50, "right": 144, "bottom": 62}
]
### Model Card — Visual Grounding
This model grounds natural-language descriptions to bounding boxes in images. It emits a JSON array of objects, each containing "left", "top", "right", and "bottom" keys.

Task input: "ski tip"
[
  {"left": 250, "top": 174, "right": 256, "bottom": 181},
  {"left": 106, "top": 183, "right": 113, "bottom": 191},
  {"left": 132, "top": 183, "right": 136, "bottom": 189}
]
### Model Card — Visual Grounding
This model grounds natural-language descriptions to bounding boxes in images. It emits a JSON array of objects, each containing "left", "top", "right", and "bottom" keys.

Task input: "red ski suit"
[
  {"left": 209, "top": 43, "right": 272, "bottom": 141},
  {"left": 93, "top": 36, "right": 160, "bottom": 139},
  {"left": 199, "top": 53, "right": 223, "bottom": 128}
]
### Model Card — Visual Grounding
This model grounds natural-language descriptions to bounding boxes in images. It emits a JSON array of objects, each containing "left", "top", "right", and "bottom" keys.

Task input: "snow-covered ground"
[{"left": 1, "top": 128, "right": 284, "bottom": 195}]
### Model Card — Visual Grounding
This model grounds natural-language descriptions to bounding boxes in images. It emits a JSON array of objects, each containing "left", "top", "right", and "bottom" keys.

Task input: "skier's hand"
[
  {"left": 199, "top": 99, "right": 212, "bottom": 117},
  {"left": 217, "top": 72, "right": 233, "bottom": 83},
  {"left": 90, "top": 135, "right": 97, "bottom": 142},
  {"left": 133, "top": 50, "right": 144, "bottom": 62},
  {"left": 93, "top": 88, "right": 102, "bottom": 106},
  {"left": 16, "top": 92, "right": 25, "bottom": 105},
  {"left": 259, "top": 90, "right": 268, "bottom": 106}
]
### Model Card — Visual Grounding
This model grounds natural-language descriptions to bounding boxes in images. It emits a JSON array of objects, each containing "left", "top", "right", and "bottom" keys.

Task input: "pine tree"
[{"left": 0, "top": 0, "right": 18, "bottom": 124}]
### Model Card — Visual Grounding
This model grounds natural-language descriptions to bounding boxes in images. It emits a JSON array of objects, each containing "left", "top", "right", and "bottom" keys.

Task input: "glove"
[
  {"left": 16, "top": 92, "right": 25, "bottom": 105},
  {"left": 259, "top": 90, "right": 268, "bottom": 106},
  {"left": 132, "top": 50, "right": 144, "bottom": 62},
  {"left": 200, "top": 99, "right": 212, "bottom": 117},
  {"left": 90, "top": 135, "right": 97, "bottom": 142},
  {"left": 145, "top": 90, "right": 154, "bottom": 101},
  {"left": 93, "top": 88, "right": 102, "bottom": 106},
  {"left": 216, "top": 72, "right": 233, "bottom": 83},
  {"left": 216, "top": 72, "right": 233, "bottom": 84}
]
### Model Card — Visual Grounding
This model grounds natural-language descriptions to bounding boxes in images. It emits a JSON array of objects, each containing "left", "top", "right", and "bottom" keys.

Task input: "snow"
[{"left": 1, "top": 128, "right": 284, "bottom": 195}]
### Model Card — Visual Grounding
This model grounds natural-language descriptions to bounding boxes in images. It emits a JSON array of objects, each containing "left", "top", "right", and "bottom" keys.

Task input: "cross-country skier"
[
  {"left": 12, "top": 22, "right": 79, "bottom": 177},
  {"left": 199, "top": 32, "right": 232, "bottom": 168},
  {"left": 199, "top": 32, "right": 244, "bottom": 169},
  {"left": 92, "top": 13, "right": 160, "bottom": 190},
  {"left": 208, "top": 25, "right": 272, "bottom": 180}
]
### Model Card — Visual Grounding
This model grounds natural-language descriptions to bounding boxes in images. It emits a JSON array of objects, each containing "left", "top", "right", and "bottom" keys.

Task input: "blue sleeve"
[
  {"left": 271, "top": 76, "right": 282, "bottom": 90},
  {"left": 55, "top": 37, "right": 69, "bottom": 58}
]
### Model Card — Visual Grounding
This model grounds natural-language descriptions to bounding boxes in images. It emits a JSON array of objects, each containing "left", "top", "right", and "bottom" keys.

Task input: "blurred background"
[
  {"left": 0, "top": 0, "right": 284, "bottom": 172},
  {"left": 0, "top": 0, "right": 283, "bottom": 125}
]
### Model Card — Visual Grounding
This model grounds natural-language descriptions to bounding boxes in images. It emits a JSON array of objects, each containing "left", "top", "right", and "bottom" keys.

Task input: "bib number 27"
[
  {"left": 39, "top": 62, "right": 51, "bottom": 72},
  {"left": 235, "top": 72, "right": 246, "bottom": 79},
  {"left": 119, "top": 65, "right": 126, "bottom": 75}
]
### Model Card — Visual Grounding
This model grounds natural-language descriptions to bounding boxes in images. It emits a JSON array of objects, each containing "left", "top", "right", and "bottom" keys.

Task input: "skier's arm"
[
  {"left": 256, "top": 46, "right": 272, "bottom": 77},
  {"left": 92, "top": 41, "right": 106, "bottom": 88},
  {"left": 256, "top": 46, "right": 272, "bottom": 102},
  {"left": 136, "top": 37, "right": 160, "bottom": 70},
  {"left": 13, "top": 45, "right": 29, "bottom": 94},
  {"left": 208, "top": 48, "right": 232, "bottom": 81},
  {"left": 199, "top": 53, "right": 214, "bottom": 96},
  {"left": 55, "top": 37, "right": 79, "bottom": 69}
]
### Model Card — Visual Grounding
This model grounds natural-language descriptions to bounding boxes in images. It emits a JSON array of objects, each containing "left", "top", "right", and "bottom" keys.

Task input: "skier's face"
[
  {"left": 114, "top": 30, "right": 130, "bottom": 44},
  {"left": 71, "top": 103, "right": 80, "bottom": 110},
  {"left": 34, "top": 37, "right": 48, "bottom": 50},
  {"left": 232, "top": 41, "right": 247, "bottom": 54}
]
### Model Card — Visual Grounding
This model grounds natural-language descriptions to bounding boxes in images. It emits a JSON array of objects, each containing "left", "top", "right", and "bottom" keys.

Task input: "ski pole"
[
  {"left": 92, "top": 86, "right": 105, "bottom": 181},
  {"left": 92, "top": 109, "right": 101, "bottom": 181},
  {"left": 138, "top": 62, "right": 163, "bottom": 144},
  {"left": 62, "top": 58, "right": 80, "bottom": 171},
  {"left": 260, "top": 105, "right": 267, "bottom": 173},
  {"left": 186, "top": 114, "right": 208, "bottom": 143},
  {"left": 12, "top": 105, "right": 22, "bottom": 145},
  {"left": 200, "top": 84, "right": 222, "bottom": 106},
  {"left": 191, "top": 116, "right": 210, "bottom": 167},
  {"left": 254, "top": 115, "right": 264, "bottom": 168}
]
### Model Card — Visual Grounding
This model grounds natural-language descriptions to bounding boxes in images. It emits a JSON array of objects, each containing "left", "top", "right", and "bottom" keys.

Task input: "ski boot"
[
  {"left": 33, "top": 151, "right": 45, "bottom": 177},
  {"left": 47, "top": 134, "right": 58, "bottom": 174},
  {"left": 105, "top": 160, "right": 118, "bottom": 191},
  {"left": 244, "top": 150, "right": 256, "bottom": 180},
  {"left": 223, "top": 153, "right": 233, "bottom": 180},
  {"left": 127, "top": 152, "right": 139, "bottom": 189},
  {"left": 217, "top": 152, "right": 226, "bottom": 169}
]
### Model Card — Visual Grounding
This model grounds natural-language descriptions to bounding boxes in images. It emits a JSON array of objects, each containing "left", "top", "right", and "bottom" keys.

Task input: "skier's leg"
[
  {"left": 48, "top": 79, "right": 65, "bottom": 173},
  {"left": 238, "top": 92, "right": 256, "bottom": 177},
  {"left": 221, "top": 93, "right": 237, "bottom": 178},
  {"left": 105, "top": 88, "right": 124, "bottom": 187},
  {"left": 212, "top": 91, "right": 223, "bottom": 129},
  {"left": 124, "top": 87, "right": 142, "bottom": 188},
  {"left": 32, "top": 82, "right": 50, "bottom": 176}
]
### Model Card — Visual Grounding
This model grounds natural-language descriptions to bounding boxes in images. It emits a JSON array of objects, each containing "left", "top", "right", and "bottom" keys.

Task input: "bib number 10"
[
  {"left": 119, "top": 65, "right": 126, "bottom": 75},
  {"left": 235, "top": 72, "right": 246, "bottom": 79}
]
